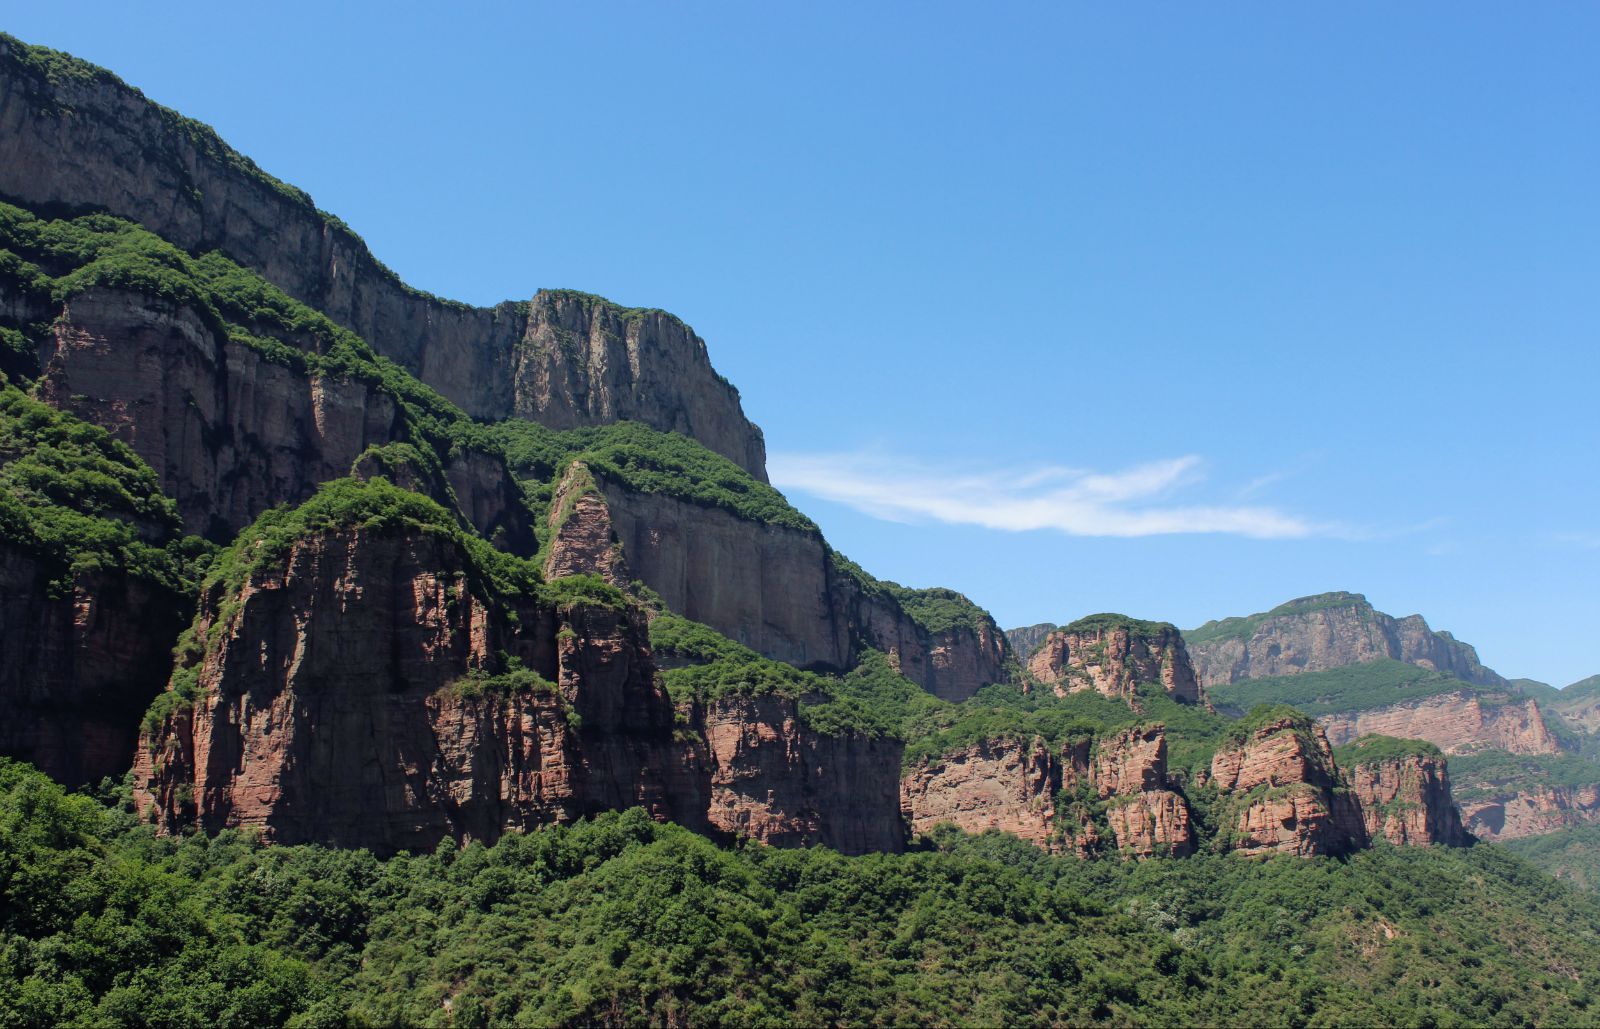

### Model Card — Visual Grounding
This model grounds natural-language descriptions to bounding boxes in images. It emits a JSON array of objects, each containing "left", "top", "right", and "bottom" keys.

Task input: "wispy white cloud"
[
  {"left": 769, "top": 450, "right": 1330, "bottom": 539},
  {"left": 1551, "top": 531, "right": 1600, "bottom": 550}
]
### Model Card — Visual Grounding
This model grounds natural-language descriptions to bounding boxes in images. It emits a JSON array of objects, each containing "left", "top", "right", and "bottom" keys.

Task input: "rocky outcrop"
[
  {"left": 0, "top": 37, "right": 767, "bottom": 479},
  {"left": 901, "top": 727, "right": 1193, "bottom": 858},
  {"left": 32, "top": 286, "right": 532, "bottom": 547},
  {"left": 0, "top": 546, "right": 186, "bottom": 786},
  {"left": 1319, "top": 692, "right": 1561, "bottom": 756},
  {"left": 516, "top": 292, "right": 766, "bottom": 478},
  {"left": 1093, "top": 725, "right": 1169, "bottom": 797},
  {"left": 1026, "top": 616, "right": 1202, "bottom": 705},
  {"left": 1459, "top": 785, "right": 1600, "bottom": 842},
  {"left": 543, "top": 463, "right": 627, "bottom": 585},
  {"left": 1341, "top": 745, "right": 1471, "bottom": 846},
  {"left": 131, "top": 514, "right": 910, "bottom": 855},
  {"left": 1105, "top": 792, "right": 1193, "bottom": 860},
  {"left": 132, "top": 525, "right": 696, "bottom": 851},
  {"left": 1094, "top": 726, "right": 1193, "bottom": 857},
  {"left": 899, "top": 736, "right": 1063, "bottom": 848},
  {"left": 1187, "top": 592, "right": 1506, "bottom": 688},
  {"left": 1210, "top": 716, "right": 1367, "bottom": 857},
  {"left": 1005, "top": 623, "right": 1057, "bottom": 663},
  {"left": 704, "top": 694, "right": 904, "bottom": 854}
]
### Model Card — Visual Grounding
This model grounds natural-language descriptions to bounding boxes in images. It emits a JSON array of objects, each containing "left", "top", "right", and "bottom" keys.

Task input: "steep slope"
[
  {"left": 1553, "top": 674, "right": 1600, "bottom": 734},
  {"left": 1448, "top": 750, "right": 1600, "bottom": 841},
  {"left": 1186, "top": 592, "right": 1506, "bottom": 688},
  {"left": 900, "top": 724, "right": 1195, "bottom": 858},
  {"left": 509, "top": 445, "right": 1012, "bottom": 697},
  {"left": 1334, "top": 736, "right": 1471, "bottom": 846},
  {"left": 0, "top": 384, "right": 199, "bottom": 786},
  {"left": 1206, "top": 656, "right": 1594, "bottom": 845},
  {"left": 0, "top": 35, "right": 768, "bottom": 479},
  {"left": 0, "top": 200, "right": 532, "bottom": 547},
  {"left": 1207, "top": 709, "right": 1368, "bottom": 857},
  {"left": 133, "top": 479, "right": 906, "bottom": 855},
  {"left": 1025, "top": 614, "right": 1202, "bottom": 705},
  {"left": 1005, "top": 621, "right": 1057, "bottom": 662},
  {"left": 0, "top": 194, "right": 1014, "bottom": 699}
]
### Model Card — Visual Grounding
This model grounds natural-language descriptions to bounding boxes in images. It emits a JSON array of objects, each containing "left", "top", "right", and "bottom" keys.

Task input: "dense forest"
[{"left": 4, "top": 758, "right": 1600, "bottom": 1027}]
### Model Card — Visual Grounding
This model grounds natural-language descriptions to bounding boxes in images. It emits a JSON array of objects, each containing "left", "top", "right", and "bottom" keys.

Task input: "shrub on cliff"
[
  {"left": 0, "top": 382, "right": 209, "bottom": 594},
  {"left": 1333, "top": 734, "right": 1445, "bottom": 767}
]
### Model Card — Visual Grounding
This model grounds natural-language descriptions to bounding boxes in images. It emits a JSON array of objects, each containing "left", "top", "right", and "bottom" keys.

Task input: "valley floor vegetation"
[{"left": 4, "top": 759, "right": 1600, "bottom": 1028}]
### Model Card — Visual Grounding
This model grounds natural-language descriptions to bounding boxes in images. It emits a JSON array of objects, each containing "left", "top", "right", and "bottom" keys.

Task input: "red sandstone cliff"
[
  {"left": 900, "top": 736, "right": 1065, "bottom": 848},
  {"left": 31, "top": 285, "right": 531, "bottom": 548},
  {"left": 132, "top": 518, "right": 903, "bottom": 854},
  {"left": 702, "top": 694, "right": 905, "bottom": 854},
  {"left": 1340, "top": 744, "right": 1472, "bottom": 847},
  {"left": 900, "top": 726, "right": 1192, "bottom": 859},
  {"left": 1209, "top": 717, "right": 1368, "bottom": 857},
  {"left": 1094, "top": 726, "right": 1194, "bottom": 858},
  {"left": 1026, "top": 617, "right": 1202, "bottom": 706},
  {"left": 544, "top": 460, "right": 1011, "bottom": 700},
  {"left": 132, "top": 526, "right": 689, "bottom": 850},
  {"left": 1459, "top": 784, "right": 1600, "bottom": 842},
  {"left": 1318, "top": 692, "right": 1560, "bottom": 757}
]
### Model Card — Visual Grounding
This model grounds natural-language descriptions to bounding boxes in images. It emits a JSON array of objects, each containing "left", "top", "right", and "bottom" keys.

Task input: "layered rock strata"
[
  {"left": 1026, "top": 618, "right": 1202, "bottom": 705},
  {"left": 132, "top": 521, "right": 901, "bottom": 855},
  {"left": 899, "top": 736, "right": 1066, "bottom": 848},
  {"left": 901, "top": 726, "right": 1192, "bottom": 858},
  {"left": 0, "top": 37, "right": 767, "bottom": 479},
  {"left": 703, "top": 694, "right": 905, "bottom": 854},
  {"left": 1188, "top": 592, "right": 1506, "bottom": 688},
  {"left": 1343, "top": 749, "right": 1472, "bottom": 846},
  {"left": 1094, "top": 726, "right": 1194, "bottom": 858},
  {"left": 32, "top": 286, "right": 532, "bottom": 547},
  {"left": 1318, "top": 692, "right": 1560, "bottom": 756},
  {"left": 554, "top": 463, "right": 1011, "bottom": 700},
  {"left": 1458, "top": 785, "right": 1600, "bottom": 842},
  {"left": 1209, "top": 717, "right": 1368, "bottom": 857}
]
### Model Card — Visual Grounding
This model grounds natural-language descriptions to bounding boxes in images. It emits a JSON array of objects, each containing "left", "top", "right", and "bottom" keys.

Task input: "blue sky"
[{"left": 9, "top": 5, "right": 1597, "bottom": 685}]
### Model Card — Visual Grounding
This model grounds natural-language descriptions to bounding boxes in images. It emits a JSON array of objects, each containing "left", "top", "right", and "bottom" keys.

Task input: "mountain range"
[{"left": 2, "top": 32, "right": 1598, "bottom": 1025}]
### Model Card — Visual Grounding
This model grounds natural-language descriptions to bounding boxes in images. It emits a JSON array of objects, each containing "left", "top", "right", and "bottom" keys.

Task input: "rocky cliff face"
[
  {"left": 1093, "top": 726, "right": 1194, "bottom": 858},
  {"left": 901, "top": 726, "right": 1192, "bottom": 859},
  {"left": 1187, "top": 592, "right": 1506, "bottom": 688},
  {"left": 30, "top": 285, "right": 532, "bottom": 548},
  {"left": 1343, "top": 750, "right": 1471, "bottom": 847},
  {"left": 703, "top": 694, "right": 905, "bottom": 854},
  {"left": 132, "top": 518, "right": 906, "bottom": 855},
  {"left": 1459, "top": 785, "right": 1600, "bottom": 842},
  {"left": 1026, "top": 618, "right": 1202, "bottom": 706},
  {"left": 0, "top": 38, "right": 767, "bottom": 480},
  {"left": 899, "top": 736, "right": 1064, "bottom": 848},
  {"left": 549, "top": 464, "right": 1009, "bottom": 699},
  {"left": 542, "top": 463, "right": 627, "bottom": 585},
  {"left": 1005, "top": 623, "right": 1056, "bottom": 663},
  {"left": 0, "top": 546, "right": 186, "bottom": 787},
  {"left": 1209, "top": 717, "right": 1368, "bottom": 857},
  {"left": 132, "top": 525, "right": 690, "bottom": 851},
  {"left": 1318, "top": 692, "right": 1560, "bottom": 756}
]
